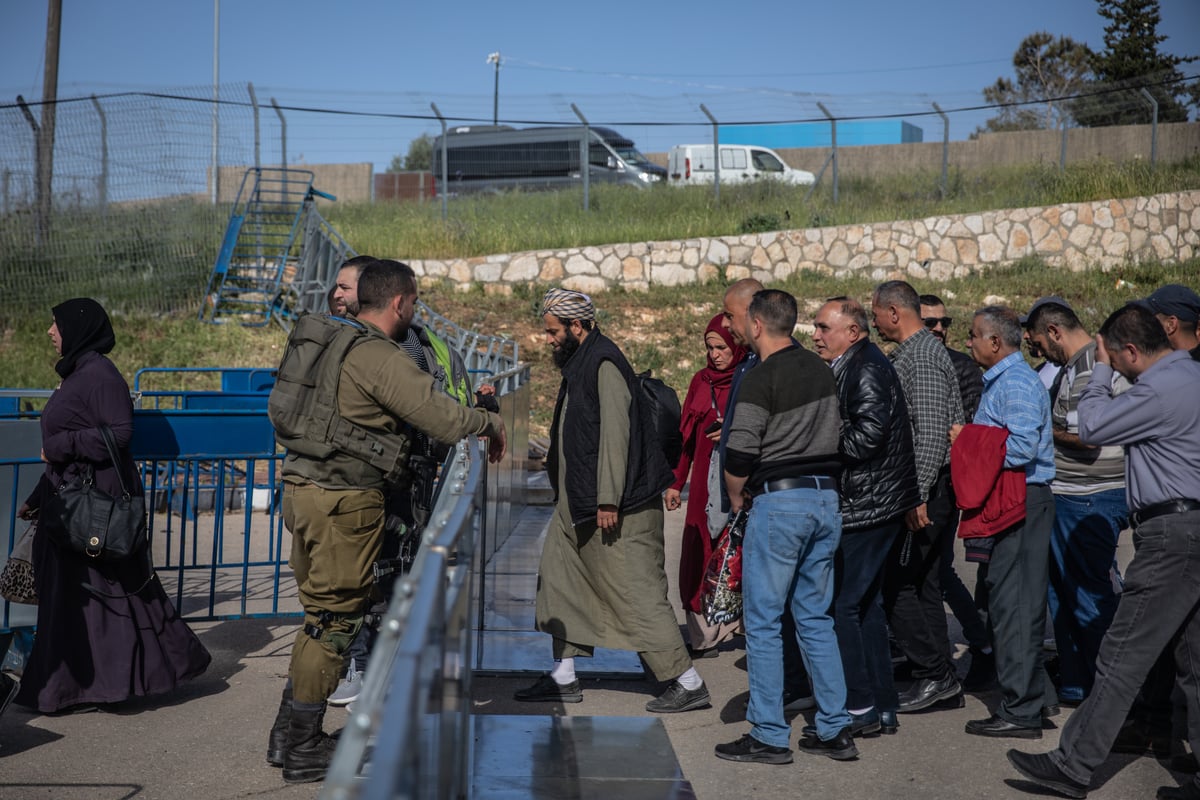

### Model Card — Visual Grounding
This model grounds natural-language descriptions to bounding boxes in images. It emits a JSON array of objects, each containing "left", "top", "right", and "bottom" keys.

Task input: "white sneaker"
[{"left": 328, "top": 658, "right": 362, "bottom": 706}]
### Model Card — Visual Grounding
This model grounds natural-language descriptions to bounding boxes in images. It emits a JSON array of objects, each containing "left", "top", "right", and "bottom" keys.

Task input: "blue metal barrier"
[{"left": 1, "top": 409, "right": 291, "bottom": 626}]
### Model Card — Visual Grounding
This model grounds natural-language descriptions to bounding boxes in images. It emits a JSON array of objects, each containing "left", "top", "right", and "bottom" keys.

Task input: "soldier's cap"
[
  {"left": 1135, "top": 283, "right": 1200, "bottom": 323},
  {"left": 1019, "top": 295, "right": 1073, "bottom": 326}
]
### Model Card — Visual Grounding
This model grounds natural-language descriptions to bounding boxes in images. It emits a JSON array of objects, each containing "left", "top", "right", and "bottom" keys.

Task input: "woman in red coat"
[{"left": 664, "top": 313, "right": 746, "bottom": 655}]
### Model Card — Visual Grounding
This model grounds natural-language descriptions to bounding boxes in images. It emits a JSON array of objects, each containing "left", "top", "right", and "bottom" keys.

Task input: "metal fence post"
[
  {"left": 571, "top": 103, "right": 590, "bottom": 211},
  {"left": 432, "top": 103, "right": 448, "bottom": 221},
  {"left": 817, "top": 102, "right": 838, "bottom": 205},
  {"left": 15, "top": 95, "right": 44, "bottom": 244},
  {"left": 700, "top": 104, "right": 719, "bottom": 205},
  {"left": 270, "top": 97, "right": 287, "bottom": 169},
  {"left": 1060, "top": 115, "right": 1069, "bottom": 173},
  {"left": 1139, "top": 88, "right": 1159, "bottom": 167},
  {"left": 90, "top": 94, "right": 108, "bottom": 212},
  {"left": 248, "top": 82, "right": 260, "bottom": 170},
  {"left": 932, "top": 102, "right": 948, "bottom": 197}
]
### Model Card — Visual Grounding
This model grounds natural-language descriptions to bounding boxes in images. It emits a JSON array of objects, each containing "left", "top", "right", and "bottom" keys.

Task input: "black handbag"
[{"left": 41, "top": 424, "right": 149, "bottom": 563}]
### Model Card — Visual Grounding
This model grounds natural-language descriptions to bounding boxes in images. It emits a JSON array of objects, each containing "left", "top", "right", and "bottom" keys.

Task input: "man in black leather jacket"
[{"left": 813, "top": 297, "right": 921, "bottom": 738}]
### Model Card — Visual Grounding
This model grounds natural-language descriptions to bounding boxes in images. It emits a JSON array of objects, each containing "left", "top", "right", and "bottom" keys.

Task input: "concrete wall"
[
  {"left": 212, "top": 163, "right": 374, "bottom": 204},
  {"left": 645, "top": 122, "right": 1199, "bottom": 177},
  {"left": 403, "top": 190, "right": 1200, "bottom": 293}
]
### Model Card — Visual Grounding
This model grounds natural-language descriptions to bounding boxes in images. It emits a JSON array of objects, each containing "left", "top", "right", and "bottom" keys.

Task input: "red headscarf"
[{"left": 679, "top": 313, "right": 746, "bottom": 446}]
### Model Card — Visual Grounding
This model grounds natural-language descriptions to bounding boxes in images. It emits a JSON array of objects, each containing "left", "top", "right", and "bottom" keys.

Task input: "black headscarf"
[{"left": 52, "top": 297, "right": 116, "bottom": 378}]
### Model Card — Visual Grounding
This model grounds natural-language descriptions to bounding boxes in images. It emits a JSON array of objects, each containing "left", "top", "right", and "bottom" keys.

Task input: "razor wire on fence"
[{"left": 1, "top": 75, "right": 1197, "bottom": 322}]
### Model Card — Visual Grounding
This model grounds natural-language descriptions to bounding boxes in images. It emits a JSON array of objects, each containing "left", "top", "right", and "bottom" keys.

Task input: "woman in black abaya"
[{"left": 16, "top": 298, "right": 210, "bottom": 713}]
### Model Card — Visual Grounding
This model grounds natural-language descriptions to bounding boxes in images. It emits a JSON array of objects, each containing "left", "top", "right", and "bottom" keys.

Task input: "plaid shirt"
[{"left": 890, "top": 328, "right": 964, "bottom": 501}]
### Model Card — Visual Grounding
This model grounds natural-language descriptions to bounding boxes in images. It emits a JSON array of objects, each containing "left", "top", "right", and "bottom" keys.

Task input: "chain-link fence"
[
  {"left": 0, "top": 85, "right": 256, "bottom": 322},
  {"left": 1, "top": 75, "right": 1196, "bottom": 322}
]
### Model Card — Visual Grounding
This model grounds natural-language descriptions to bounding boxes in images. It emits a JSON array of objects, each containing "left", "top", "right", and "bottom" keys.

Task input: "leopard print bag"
[{"left": 1, "top": 521, "right": 38, "bottom": 605}]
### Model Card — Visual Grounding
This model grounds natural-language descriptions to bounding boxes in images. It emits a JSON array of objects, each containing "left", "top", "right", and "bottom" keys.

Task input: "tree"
[
  {"left": 1073, "top": 0, "right": 1198, "bottom": 126},
  {"left": 387, "top": 133, "right": 434, "bottom": 172},
  {"left": 976, "top": 32, "right": 1093, "bottom": 136}
]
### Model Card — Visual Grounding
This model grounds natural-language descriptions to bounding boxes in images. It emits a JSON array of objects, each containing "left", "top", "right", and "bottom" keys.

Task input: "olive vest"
[{"left": 270, "top": 313, "right": 412, "bottom": 489}]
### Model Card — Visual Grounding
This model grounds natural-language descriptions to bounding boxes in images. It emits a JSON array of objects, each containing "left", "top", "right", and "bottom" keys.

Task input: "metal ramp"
[{"left": 199, "top": 167, "right": 349, "bottom": 328}]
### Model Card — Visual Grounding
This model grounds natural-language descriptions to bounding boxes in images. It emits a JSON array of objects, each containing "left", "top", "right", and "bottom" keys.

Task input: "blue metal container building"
[{"left": 721, "top": 121, "right": 924, "bottom": 148}]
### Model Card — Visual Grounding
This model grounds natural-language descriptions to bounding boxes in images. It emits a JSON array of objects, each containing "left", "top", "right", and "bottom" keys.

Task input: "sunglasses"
[{"left": 923, "top": 316, "right": 953, "bottom": 329}]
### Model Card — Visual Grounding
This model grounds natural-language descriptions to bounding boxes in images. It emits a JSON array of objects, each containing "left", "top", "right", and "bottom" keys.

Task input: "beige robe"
[{"left": 534, "top": 361, "right": 689, "bottom": 680}]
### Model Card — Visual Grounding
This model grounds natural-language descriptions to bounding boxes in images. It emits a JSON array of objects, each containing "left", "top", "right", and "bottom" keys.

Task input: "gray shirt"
[{"left": 1078, "top": 350, "right": 1200, "bottom": 512}]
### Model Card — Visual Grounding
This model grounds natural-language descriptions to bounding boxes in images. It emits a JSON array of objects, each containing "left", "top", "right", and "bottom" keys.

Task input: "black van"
[{"left": 431, "top": 125, "right": 664, "bottom": 195}]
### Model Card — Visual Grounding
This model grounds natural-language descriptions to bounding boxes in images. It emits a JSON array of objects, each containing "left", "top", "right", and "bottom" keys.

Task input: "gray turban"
[{"left": 540, "top": 288, "right": 595, "bottom": 322}]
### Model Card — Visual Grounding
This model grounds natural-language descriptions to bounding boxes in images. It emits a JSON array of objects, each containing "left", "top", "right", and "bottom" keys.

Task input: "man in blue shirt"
[
  {"left": 957, "top": 306, "right": 1056, "bottom": 739},
  {"left": 1006, "top": 303, "right": 1200, "bottom": 799}
]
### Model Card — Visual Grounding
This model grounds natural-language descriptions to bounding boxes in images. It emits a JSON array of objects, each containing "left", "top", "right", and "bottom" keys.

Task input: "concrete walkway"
[{"left": 0, "top": 500, "right": 1183, "bottom": 800}]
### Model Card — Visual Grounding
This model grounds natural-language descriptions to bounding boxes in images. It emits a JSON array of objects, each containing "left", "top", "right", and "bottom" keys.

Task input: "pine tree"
[{"left": 1073, "top": 0, "right": 1198, "bottom": 126}]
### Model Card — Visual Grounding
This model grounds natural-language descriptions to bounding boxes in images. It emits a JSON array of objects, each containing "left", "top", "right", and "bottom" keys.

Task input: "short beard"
[{"left": 552, "top": 329, "right": 581, "bottom": 369}]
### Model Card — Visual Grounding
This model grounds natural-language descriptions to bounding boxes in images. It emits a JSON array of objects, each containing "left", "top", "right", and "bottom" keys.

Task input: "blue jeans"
[
  {"left": 1047, "top": 488, "right": 1128, "bottom": 702},
  {"left": 743, "top": 487, "right": 849, "bottom": 747},
  {"left": 1052, "top": 510, "right": 1200, "bottom": 785},
  {"left": 835, "top": 519, "right": 902, "bottom": 712}
]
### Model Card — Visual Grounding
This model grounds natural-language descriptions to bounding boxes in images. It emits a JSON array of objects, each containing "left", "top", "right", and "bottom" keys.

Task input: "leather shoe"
[
  {"left": 513, "top": 674, "right": 583, "bottom": 704},
  {"left": 1158, "top": 782, "right": 1200, "bottom": 800},
  {"left": 1006, "top": 749, "right": 1088, "bottom": 798},
  {"left": 966, "top": 714, "right": 1042, "bottom": 739},
  {"left": 802, "top": 709, "right": 882, "bottom": 739},
  {"left": 898, "top": 674, "right": 963, "bottom": 713},
  {"left": 879, "top": 710, "right": 899, "bottom": 735},
  {"left": 646, "top": 680, "right": 710, "bottom": 713},
  {"left": 1112, "top": 719, "right": 1171, "bottom": 757},
  {"left": 797, "top": 726, "right": 859, "bottom": 761}
]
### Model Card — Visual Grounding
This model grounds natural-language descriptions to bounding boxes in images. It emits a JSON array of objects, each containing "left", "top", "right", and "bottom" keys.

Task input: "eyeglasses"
[{"left": 923, "top": 316, "right": 953, "bottom": 329}]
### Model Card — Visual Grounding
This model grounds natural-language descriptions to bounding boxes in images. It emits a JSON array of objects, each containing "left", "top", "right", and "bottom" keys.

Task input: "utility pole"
[
  {"left": 487, "top": 52, "right": 501, "bottom": 126},
  {"left": 36, "top": 0, "right": 62, "bottom": 244}
]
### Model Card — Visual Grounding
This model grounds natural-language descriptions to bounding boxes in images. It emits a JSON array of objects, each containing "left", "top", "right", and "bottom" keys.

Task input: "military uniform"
[{"left": 281, "top": 319, "right": 501, "bottom": 705}]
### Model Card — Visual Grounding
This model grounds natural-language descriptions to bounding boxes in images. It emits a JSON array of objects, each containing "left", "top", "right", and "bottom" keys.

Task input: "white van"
[{"left": 667, "top": 144, "right": 815, "bottom": 186}]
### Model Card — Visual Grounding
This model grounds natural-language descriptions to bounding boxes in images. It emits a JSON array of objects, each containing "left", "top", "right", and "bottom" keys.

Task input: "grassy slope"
[{"left": 3, "top": 157, "right": 1197, "bottom": 437}]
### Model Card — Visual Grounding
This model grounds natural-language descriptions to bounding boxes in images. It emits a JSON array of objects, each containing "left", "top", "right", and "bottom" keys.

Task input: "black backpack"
[{"left": 636, "top": 370, "right": 683, "bottom": 468}]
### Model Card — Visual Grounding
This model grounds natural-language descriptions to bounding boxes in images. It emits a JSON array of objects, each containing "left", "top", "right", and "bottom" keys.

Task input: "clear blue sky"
[{"left": 2, "top": 0, "right": 1197, "bottom": 171}]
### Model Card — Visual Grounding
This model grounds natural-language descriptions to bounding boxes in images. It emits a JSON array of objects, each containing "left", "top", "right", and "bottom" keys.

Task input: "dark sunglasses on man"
[{"left": 923, "top": 316, "right": 952, "bottom": 329}]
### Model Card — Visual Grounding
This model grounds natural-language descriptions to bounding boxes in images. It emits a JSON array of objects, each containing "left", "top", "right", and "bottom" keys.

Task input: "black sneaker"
[
  {"left": 645, "top": 680, "right": 711, "bottom": 713},
  {"left": 513, "top": 674, "right": 582, "bottom": 703},
  {"left": 797, "top": 726, "right": 859, "bottom": 761},
  {"left": 1006, "top": 749, "right": 1088, "bottom": 799},
  {"left": 715, "top": 733, "right": 793, "bottom": 765}
]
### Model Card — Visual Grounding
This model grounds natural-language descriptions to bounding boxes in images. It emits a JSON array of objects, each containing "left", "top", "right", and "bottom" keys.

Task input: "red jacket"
[{"left": 951, "top": 424, "right": 1026, "bottom": 539}]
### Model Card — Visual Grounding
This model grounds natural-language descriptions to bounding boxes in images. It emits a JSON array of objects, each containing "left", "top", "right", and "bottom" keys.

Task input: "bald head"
[{"left": 722, "top": 279, "right": 765, "bottom": 348}]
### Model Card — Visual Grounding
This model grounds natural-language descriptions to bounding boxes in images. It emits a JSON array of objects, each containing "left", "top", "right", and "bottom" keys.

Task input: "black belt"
[
  {"left": 755, "top": 476, "right": 837, "bottom": 496},
  {"left": 1131, "top": 498, "right": 1200, "bottom": 528}
]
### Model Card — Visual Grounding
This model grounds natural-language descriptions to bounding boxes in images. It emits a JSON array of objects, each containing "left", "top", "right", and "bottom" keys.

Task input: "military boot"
[
  {"left": 266, "top": 686, "right": 292, "bottom": 768},
  {"left": 282, "top": 704, "right": 338, "bottom": 784}
]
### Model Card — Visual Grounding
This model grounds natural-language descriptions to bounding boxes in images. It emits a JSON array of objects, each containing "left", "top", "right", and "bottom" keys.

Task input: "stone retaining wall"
[{"left": 408, "top": 190, "right": 1200, "bottom": 294}]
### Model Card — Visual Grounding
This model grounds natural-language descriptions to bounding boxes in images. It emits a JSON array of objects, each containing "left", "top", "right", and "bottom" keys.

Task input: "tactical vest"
[{"left": 269, "top": 313, "right": 412, "bottom": 486}]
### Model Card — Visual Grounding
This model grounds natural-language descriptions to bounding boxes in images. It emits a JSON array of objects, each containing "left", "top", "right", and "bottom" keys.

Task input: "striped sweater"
[{"left": 725, "top": 343, "right": 842, "bottom": 489}]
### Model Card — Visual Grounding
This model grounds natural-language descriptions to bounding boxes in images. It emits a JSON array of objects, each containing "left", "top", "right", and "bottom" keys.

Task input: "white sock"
[
  {"left": 676, "top": 667, "right": 702, "bottom": 690},
  {"left": 551, "top": 658, "right": 576, "bottom": 685},
  {"left": 849, "top": 706, "right": 873, "bottom": 716}
]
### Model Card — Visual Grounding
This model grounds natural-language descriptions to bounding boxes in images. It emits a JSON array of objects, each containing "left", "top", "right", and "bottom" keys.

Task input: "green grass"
[
  {"left": 328, "top": 156, "right": 1200, "bottom": 259},
  {"left": 3, "top": 156, "right": 1198, "bottom": 435}
]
